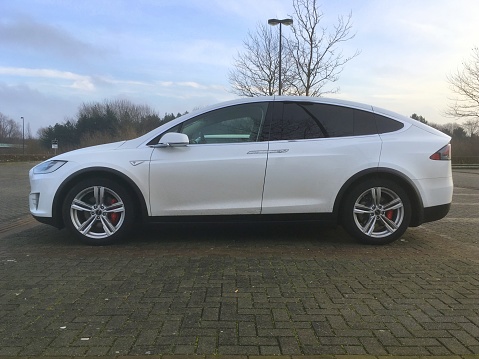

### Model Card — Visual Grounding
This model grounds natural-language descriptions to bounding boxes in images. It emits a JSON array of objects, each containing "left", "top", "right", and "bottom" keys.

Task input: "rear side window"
[
  {"left": 353, "top": 110, "right": 377, "bottom": 135},
  {"left": 270, "top": 102, "right": 354, "bottom": 140},
  {"left": 270, "top": 102, "right": 391, "bottom": 140},
  {"left": 271, "top": 102, "right": 327, "bottom": 140},
  {"left": 310, "top": 103, "right": 354, "bottom": 137}
]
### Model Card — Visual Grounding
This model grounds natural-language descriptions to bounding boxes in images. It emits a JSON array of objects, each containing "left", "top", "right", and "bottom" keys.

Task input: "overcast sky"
[{"left": 1, "top": 0, "right": 478, "bottom": 134}]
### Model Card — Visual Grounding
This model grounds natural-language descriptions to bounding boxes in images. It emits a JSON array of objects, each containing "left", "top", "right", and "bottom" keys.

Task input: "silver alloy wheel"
[
  {"left": 69, "top": 186, "right": 125, "bottom": 239},
  {"left": 352, "top": 186, "right": 404, "bottom": 238}
]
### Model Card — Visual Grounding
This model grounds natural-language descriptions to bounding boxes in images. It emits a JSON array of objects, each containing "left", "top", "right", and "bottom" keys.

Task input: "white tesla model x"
[{"left": 29, "top": 97, "right": 453, "bottom": 245}]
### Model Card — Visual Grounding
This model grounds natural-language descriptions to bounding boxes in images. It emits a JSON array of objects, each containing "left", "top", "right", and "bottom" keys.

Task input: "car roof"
[
  {"left": 133, "top": 96, "right": 449, "bottom": 147},
  {"left": 207, "top": 96, "right": 375, "bottom": 112}
]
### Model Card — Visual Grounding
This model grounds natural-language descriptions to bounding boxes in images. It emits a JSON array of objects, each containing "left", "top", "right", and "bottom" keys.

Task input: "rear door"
[{"left": 261, "top": 101, "right": 382, "bottom": 214}]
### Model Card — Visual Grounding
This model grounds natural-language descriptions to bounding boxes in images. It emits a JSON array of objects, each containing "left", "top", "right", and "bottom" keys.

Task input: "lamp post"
[
  {"left": 268, "top": 18, "right": 293, "bottom": 96},
  {"left": 21, "top": 116, "right": 24, "bottom": 155}
]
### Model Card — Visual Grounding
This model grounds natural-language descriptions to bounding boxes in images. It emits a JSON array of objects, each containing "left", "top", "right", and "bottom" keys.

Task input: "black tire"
[
  {"left": 62, "top": 177, "right": 135, "bottom": 245},
  {"left": 341, "top": 178, "right": 411, "bottom": 245}
]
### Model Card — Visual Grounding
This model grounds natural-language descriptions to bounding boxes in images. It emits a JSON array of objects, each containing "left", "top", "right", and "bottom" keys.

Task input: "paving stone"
[{"left": 0, "top": 164, "right": 479, "bottom": 356}]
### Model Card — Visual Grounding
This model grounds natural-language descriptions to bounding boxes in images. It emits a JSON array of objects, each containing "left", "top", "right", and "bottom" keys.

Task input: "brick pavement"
[
  {"left": 0, "top": 162, "right": 35, "bottom": 225},
  {"left": 0, "top": 163, "right": 478, "bottom": 357}
]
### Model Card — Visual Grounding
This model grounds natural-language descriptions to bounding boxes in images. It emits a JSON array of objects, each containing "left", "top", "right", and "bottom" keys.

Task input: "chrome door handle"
[
  {"left": 268, "top": 149, "right": 289, "bottom": 154},
  {"left": 247, "top": 150, "right": 269, "bottom": 155},
  {"left": 247, "top": 149, "right": 289, "bottom": 155}
]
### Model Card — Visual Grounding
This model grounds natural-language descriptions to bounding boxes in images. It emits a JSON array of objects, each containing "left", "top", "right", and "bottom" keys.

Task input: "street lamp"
[
  {"left": 268, "top": 18, "right": 293, "bottom": 96},
  {"left": 21, "top": 116, "right": 24, "bottom": 155}
]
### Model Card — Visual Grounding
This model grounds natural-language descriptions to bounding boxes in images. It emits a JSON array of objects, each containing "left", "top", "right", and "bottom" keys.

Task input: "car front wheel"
[
  {"left": 342, "top": 179, "right": 411, "bottom": 245},
  {"left": 62, "top": 178, "right": 134, "bottom": 245}
]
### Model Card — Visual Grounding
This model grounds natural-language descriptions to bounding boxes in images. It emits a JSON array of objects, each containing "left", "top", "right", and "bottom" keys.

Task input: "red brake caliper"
[
  {"left": 109, "top": 198, "right": 119, "bottom": 224},
  {"left": 386, "top": 210, "right": 394, "bottom": 220}
]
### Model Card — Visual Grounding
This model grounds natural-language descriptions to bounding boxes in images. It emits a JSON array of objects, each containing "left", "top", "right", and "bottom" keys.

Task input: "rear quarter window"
[{"left": 375, "top": 114, "right": 404, "bottom": 133}]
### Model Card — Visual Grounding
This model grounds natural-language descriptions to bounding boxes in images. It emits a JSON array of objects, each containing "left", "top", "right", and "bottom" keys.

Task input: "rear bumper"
[{"left": 423, "top": 203, "right": 451, "bottom": 224}]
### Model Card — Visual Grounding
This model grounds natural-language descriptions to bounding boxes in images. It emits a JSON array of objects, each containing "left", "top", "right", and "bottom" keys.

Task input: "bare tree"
[
  {"left": 229, "top": 24, "right": 289, "bottom": 96},
  {"left": 446, "top": 47, "right": 479, "bottom": 121},
  {"left": 288, "top": 0, "right": 360, "bottom": 96},
  {"left": 462, "top": 119, "right": 479, "bottom": 137},
  {"left": 26, "top": 123, "right": 33, "bottom": 140},
  {"left": 229, "top": 0, "right": 359, "bottom": 97},
  {"left": 0, "top": 112, "right": 21, "bottom": 141}
]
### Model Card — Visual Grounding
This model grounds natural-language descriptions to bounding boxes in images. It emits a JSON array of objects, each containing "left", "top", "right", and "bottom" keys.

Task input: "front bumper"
[
  {"left": 31, "top": 214, "right": 63, "bottom": 229},
  {"left": 28, "top": 163, "right": 72, "bottom": 227}
]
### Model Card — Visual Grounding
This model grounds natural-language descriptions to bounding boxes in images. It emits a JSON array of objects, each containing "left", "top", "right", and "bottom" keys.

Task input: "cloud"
[
  {"left": 157, "top": 80, "right": 226, "bottom": 93},
  {"left": 178, "top": 81, "right": 204, "bottom": 89},
  {"left": 0, "top": 67, "right": 95, "bottom": 91},
  {"left": 0, "top": 16, "right": 105, "bottom": 61}
]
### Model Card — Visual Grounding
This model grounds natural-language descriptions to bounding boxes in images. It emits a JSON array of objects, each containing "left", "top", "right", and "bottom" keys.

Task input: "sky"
[{"left": 1, "top": 0, "right": 479, "bottom": 135}]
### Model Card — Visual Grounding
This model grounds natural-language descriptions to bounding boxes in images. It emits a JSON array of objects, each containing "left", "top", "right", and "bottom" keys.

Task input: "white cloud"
[
  {"left": 178, "top": 82, "right": 203, "bottom": 89},
  {"left": 0, "top": 67, "right": 95, "bottom": 91}
]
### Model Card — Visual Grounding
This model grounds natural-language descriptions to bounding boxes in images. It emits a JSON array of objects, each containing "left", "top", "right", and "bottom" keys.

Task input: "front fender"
[{"left": 51, "top": 166, "right": 150, "bottom": 229}]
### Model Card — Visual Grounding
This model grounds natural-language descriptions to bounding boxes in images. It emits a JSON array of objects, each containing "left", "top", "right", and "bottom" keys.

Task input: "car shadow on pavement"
[
  {"left": 134, "top": 220, "right": 354, "bottom": 244},
  {"left": 4, "top": 220, "right": 436, "bottom": 261},
  {"left": 8, "top": 221, "right": 467, "bottom": 266},
  {"left": 2, "top": 220, "right": 359, "bottom": 251}
]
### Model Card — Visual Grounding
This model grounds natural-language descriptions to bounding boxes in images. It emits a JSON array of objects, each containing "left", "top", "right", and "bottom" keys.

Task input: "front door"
[{"left": 149, "top": 102, "right": 271, "bottom": 216}]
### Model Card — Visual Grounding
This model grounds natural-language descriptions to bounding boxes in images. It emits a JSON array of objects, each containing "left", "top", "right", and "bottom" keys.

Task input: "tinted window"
[
  {"left": 173, "top": 103, "right": 269, "bottom": 144},
  {"left": 376, "top": 114, "right": 404, "bottom": 133},
  {"left": 271, "top": 102, "right": 360, "bottom": 140},
  {"left": 270, "top": 102, "right": 403, "bottom": 141},
  {"left": 354, "top": 110, "right": 377, "bottom": 136},
  {"left": 270, "top": 102, "right": 326, "bottom": 140},
  {"left": 312, "top": 103, "right": 354, "bottom": 137}
]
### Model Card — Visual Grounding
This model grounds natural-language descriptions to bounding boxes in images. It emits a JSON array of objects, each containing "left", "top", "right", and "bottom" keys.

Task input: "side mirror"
[{"left": 152, "top": 132, "right": 189, "bottom": 148}]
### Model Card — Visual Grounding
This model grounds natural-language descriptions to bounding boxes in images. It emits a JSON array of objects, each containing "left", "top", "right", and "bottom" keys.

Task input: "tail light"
[{"left": 430, "top": 144, "right": 451, "bottom": 161}]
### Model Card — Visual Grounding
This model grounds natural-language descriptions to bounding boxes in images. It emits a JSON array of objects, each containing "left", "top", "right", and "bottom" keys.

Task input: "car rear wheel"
[
  {"left": 62, "top": 178, "right": 134, "bottom": 245},
  {"left": 342, "top": 179, "right": 411, "bottom": 245}
]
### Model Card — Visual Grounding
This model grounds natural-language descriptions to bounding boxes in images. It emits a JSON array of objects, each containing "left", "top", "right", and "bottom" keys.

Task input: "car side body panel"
[
  {"left": 149, "top": 142, "right": 269, "bottom": 216},
  {"left": 29, "top": 146, "right": 153, "bottom": 223},
  {"left": 261, "top": 135, "right": 382, "bottom": 213},
  {"left": 378, "top": 125, "right": 453, "bottom": 208}
]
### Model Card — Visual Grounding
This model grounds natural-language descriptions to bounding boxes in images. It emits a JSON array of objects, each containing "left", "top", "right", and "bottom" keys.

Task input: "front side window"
[{"left": 180, "top": 102, "right": 269, "bottom": 144}]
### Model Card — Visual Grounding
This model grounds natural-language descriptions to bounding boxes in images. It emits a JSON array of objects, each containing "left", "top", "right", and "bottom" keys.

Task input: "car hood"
[
  {"left": 46, "top": 140, "right": 127, "bottom": 162},
  {"left": 68, "top": 140, "right": 127, "bottom": 154}
]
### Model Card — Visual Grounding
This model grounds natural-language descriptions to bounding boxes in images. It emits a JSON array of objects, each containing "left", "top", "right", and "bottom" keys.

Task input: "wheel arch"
[
  {"left": 333, "top": 168, "right": 424, "bottom": 227},
  {"left": 51, "top": 167, "right": 149, "bottom": 229}
]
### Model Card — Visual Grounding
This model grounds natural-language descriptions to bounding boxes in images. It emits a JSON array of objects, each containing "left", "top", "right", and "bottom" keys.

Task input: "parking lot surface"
[{"left": 0, "top": 162, "right": 478, "bottom": 358}]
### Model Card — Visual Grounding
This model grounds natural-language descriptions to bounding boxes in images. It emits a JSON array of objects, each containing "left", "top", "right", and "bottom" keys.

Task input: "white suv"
[{"left": 29, "top": 96, "right": 453, "bottom": 245}]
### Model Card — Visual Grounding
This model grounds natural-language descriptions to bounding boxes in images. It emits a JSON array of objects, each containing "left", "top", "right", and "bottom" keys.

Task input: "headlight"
[{"left": 33, "top": 160, "right": 67, "bottom": 174}]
